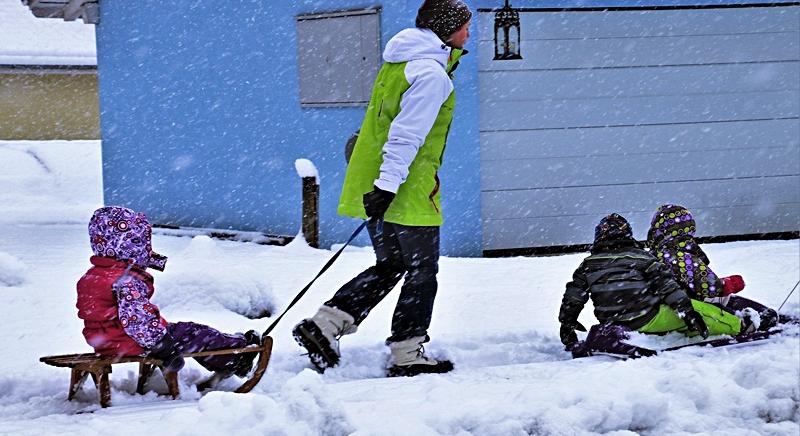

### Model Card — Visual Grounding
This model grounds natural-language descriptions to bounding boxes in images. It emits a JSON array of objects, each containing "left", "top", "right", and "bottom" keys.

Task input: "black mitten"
[
  {"left": 363, "top": 186, "right": 396, "bottom": 219},
  {"left": 682, "top": 310, "right": 709, "bottom": 339},
  {"left": 560, "top": 324, "right": 578, "bottom": 349},
  {"left": 559, "top": 321, "right": 587, "bottom": 350}
]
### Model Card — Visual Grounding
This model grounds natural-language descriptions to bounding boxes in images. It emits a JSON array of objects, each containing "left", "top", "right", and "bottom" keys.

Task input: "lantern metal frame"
[{"left": 493, "top": 0, "right": 522, "bottom": 60}]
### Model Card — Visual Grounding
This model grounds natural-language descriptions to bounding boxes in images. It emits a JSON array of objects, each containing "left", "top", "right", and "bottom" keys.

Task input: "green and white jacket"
[{"left": 337, "top": 27, "right": 464, "bottom": 226}]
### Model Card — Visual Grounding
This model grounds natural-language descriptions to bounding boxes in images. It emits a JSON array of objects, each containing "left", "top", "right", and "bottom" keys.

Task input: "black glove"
[
  {"left": 363, "top": 186, "right": 396, "bottom": 219},
  {"left": 682, "top": 310, "right": 709, "bottom": 339},
  {"left": 559, "top": 321, "right": 587, "bottom": 349},
  {"left": 149, "top": 333, "right": 185, "bottom": 373}
]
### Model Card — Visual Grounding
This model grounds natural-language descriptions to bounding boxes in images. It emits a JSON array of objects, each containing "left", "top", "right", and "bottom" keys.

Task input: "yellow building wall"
[{"left": 0, "top": 72, "right": 100, "bottom": 140}]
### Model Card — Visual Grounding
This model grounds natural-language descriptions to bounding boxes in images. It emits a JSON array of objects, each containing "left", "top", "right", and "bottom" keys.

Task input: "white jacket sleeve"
[{"left": 373, "top": 59, "right": 453, "bottom": 193}]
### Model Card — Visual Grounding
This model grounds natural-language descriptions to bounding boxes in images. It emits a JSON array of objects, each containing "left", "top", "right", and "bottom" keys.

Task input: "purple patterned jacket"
[{"left": 647, "top": 204, "right": 723, "bottom": 299}]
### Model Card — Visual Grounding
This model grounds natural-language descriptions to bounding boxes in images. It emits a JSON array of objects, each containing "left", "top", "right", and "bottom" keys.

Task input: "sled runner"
[
  {"left": 570, "top": 322, "right": 793, "bottom": 360},
  {"left": 40, "top": 338, "right": 273, "bottom": 408},
  {"left": 659, "top": 329, "right": 775, "bottom": 352},
  {"left": 232, "top": 335, "right": 273, "bottom": 393}
]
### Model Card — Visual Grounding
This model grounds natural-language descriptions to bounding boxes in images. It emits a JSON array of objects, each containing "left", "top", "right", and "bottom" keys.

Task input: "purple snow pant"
[
  {"left": 571, "top": 324, "right": 657, "bottom": 359},
  {"left": 721, "top": 296, "right": 775, "bottom": 316},
  {"left": 167, "top": 321, "right": 248, "bottom": 373}
]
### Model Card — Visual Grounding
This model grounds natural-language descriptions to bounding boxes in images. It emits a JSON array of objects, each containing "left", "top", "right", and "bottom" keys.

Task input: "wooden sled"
[{"left": 40, "top": 336, "right": 273, "bottom": 407}]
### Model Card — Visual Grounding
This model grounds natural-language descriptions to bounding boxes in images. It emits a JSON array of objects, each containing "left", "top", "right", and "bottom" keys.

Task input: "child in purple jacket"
[
  {"left": 646, "top": 204, "right": 782, "bottom": 331},
  {"left": 77, "top": 206, "right": 260, "bottom": 375}
]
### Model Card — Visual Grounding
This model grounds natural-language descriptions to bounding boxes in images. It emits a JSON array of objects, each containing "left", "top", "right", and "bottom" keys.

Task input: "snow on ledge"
[{"left": 0, "top": 0, "right": 96, "bottom": 66}]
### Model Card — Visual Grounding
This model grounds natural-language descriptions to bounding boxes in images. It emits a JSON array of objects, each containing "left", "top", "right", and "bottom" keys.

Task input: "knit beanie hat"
[
  {"left": 416, "top": 0, "right": 472, "bottom": 43},
  {"left": 594, "top": 213, "right": 634, "bottom": 246}
]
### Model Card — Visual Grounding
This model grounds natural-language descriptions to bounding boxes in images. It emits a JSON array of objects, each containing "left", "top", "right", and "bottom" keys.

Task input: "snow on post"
[
  {"left": 295, "top": 158, "right": 319, "bottom": 248},
  {"left": 294, "top": 158, "right": 319, "bottom": 184}
]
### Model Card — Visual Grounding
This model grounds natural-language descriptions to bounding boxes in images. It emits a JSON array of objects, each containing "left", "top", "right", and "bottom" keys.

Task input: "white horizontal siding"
[
  {"left": 482, "top": 176, "right": 800, "bottom": 220},
  {"left": 484, "top": 202, "right": 800, "bottom": 250},
  {"left": 477, "top": 33, "right": 799, "bottom": 71},
  {"left": 480, "top": 119, "right": 800, "bottom": 161},
  {"left": 480, "top": 90, "right": 799, "bottom": 130},
  {"left": 477, "top": 7, "right": 800, "bottom": 41},
  {"left": 478, "top": 5, "right": 800, "bottom": 250},
  {"left": 480, "top": 62, "right": 799, "bottom": 102},
  {"left": 482, "top": 146, "right": 799, "bottom": 191}
]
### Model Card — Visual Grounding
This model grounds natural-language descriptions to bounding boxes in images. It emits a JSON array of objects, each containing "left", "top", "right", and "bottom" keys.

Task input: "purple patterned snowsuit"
[
  {"left": 79, "top": 206, "right": 253, "bottom": 373},
  {"left": 646, "top": 204, "right": 777, "bottom": 320}
]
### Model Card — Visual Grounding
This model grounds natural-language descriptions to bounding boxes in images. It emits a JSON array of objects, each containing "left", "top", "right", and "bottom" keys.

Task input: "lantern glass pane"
[{"left": 509, "top": 26, "right": 519, "bottom": 54}]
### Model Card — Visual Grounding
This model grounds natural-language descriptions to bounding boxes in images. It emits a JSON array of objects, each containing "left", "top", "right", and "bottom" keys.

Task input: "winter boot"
[
  {"left": 725, "top": 296, "right": 780, "bottom": 332},
  {"left": 387, "top": 336, "right": 454, "bottom": 377},
  {"left": 778, "top": 313, "right": 800, "bottom": 325},
  {"left": 244, "top": 330, "right": 262, "bottom": 347},
  {"left": 292, "top": 305, "right": 357, "bottom": 372},
  {"left": 738, "top": 308, "right": 769, "bottom": 335},
  {"left": 739, "top": 307, "right": 781, "bottom": 334},
  {"left": 232, "top": 330, "right": 262, "bottom": 377},
  {"left": 758, "top": 308, "right": 779, "bottom": 331}
]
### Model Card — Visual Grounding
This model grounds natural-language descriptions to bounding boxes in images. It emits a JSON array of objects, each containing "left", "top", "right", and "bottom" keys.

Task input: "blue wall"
[
  {"left": 96, "top": 0, "right": 771, "bottom": 255},
  {"left": 97, "top": 0, "right": 482, "bottom": 255}
]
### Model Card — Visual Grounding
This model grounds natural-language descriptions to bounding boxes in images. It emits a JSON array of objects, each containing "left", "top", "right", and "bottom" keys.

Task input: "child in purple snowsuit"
[
  {"left": 646, "top": 204, "right": 781, "bottom": 331},
  {"left": 77, "top": 206, "right": 260, "bottom": 375}
]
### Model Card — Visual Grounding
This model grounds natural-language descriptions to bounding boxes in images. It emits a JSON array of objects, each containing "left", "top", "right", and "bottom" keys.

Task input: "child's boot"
[
  {"left": 739, "top": 308, "right": 765, "bottom": 335},
  {"left": 232, "top": 330, "right": 262, "bottom": 377},
  {"left": 778, "top": 313, "right": 800, "bottom": 325},
  {"left": 387, "top": 336, "right": 453, "bottom": 377},
  {"left": 292, "top": 306, "right": 357, "bottom": 372}
]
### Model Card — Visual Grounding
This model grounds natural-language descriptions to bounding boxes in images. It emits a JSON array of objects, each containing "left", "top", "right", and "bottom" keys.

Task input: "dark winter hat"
[
  {"left": 88, "top": 206, "right": 167, "bottom": 271},
  {"left": 416, "top": 0, "right": 472, "bottom": 43},
  {"left": 647, "top": 204, "right": 697, "bottom": 247},
  {"left": 593, "top": 213, "right": 634, "bottom": 246}
]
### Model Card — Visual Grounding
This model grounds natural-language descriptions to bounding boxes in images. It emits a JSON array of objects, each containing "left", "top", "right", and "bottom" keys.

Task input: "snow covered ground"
[{"left": 0, "top": 140, "right": 798, "bottom": 435}]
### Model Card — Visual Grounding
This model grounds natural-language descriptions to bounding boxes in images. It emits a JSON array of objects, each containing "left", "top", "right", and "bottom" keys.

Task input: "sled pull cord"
[
  {"left": 778, "top": 280, "right": 800, "bottom": 312},
  {"left": 260, "top": 220, "right": 369, "bottom": 339}
]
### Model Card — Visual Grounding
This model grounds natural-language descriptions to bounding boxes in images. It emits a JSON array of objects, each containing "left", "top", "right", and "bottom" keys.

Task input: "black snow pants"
[{"left": 325, "top": 220, "right": 440, "bottom": 343}]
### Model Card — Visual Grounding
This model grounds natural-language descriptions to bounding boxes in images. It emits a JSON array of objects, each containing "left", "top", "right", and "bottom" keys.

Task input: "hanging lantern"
[{"left": 494, "top": 0, "right": 522, "bottom": 60}]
